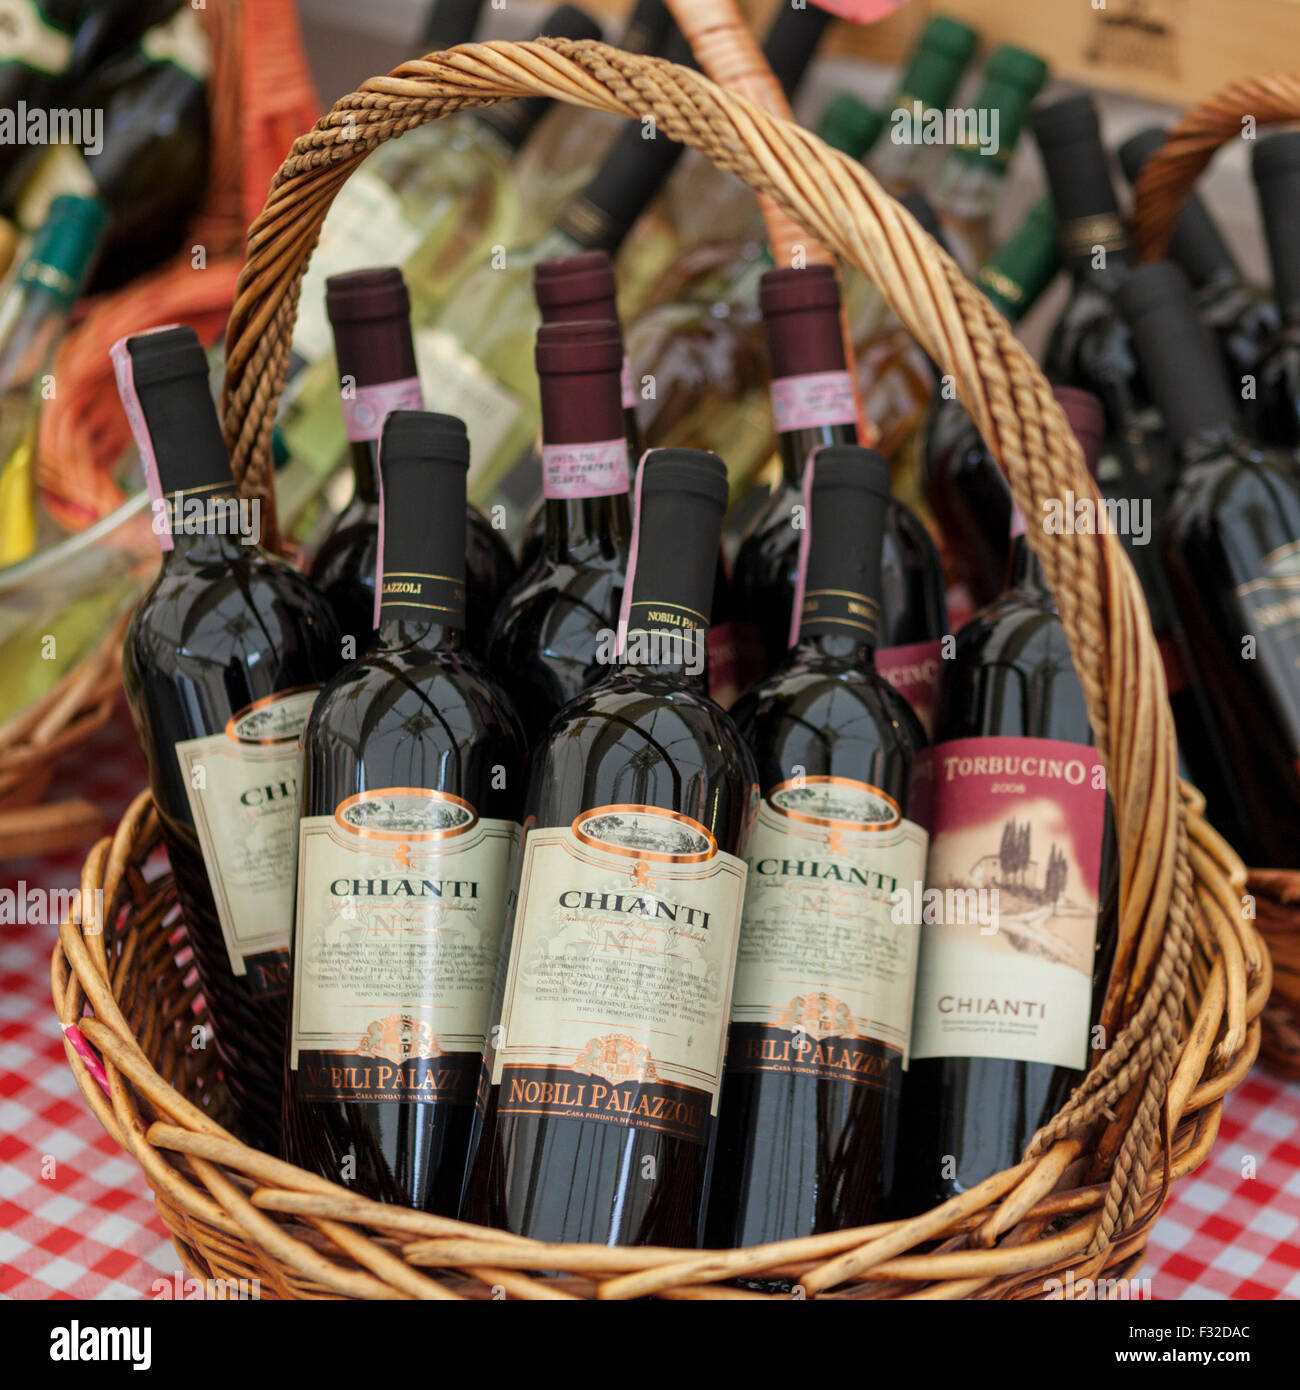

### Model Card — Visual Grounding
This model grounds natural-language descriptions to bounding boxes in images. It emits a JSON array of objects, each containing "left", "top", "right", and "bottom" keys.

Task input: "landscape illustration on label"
[
  {"left": 335, "top": 788, "right": 478, "bottom": 840},
  {"left": 573, "top": 804, "right": 716, "bottom": 862},
  {"left": 768, "top": 775, "right": 902, "bottom": 830}
]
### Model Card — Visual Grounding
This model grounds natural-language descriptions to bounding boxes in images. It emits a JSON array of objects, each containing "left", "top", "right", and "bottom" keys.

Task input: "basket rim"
[{"left": 47, "top": 36, "right": 1274, "bottom": 1298}]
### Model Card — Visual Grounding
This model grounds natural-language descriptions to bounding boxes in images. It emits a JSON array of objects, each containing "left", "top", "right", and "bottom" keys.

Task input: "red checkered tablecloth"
[{"left": 2, "top": 705, "right": 1299, "bottom": 1300}]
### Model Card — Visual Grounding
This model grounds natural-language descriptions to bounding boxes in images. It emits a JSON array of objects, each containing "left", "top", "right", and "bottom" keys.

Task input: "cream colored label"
[
  {"left": 491, "top": 807, "right": 747, "bottom": 1133},
  {"left": 175, "top": 687, "right": 318, "bottom": 979},
  {"left": 289, "top": 791, "right": 520, "bottom": 1101},
  {"left": 141, "top": 7, "right": 211, "bottom": 83},
  {"left": 732, "top": 777, "right": 928, "bottom": 1068},
  {"left": 0, "top": 1, "right": 73, "bottom": 74},
  {"left": 292, "top": 173, "right": 424, "bottom": 361},
  {"left": 413, "top": 327, "right": 524, "bottom": 485}
]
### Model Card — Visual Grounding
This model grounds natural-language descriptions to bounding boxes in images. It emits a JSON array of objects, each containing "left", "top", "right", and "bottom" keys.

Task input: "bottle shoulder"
[
  {"left": 128, "top": 549, "right": 339, "bottom": 668},
  {"left": 549, "top": 677, "right": 756, "bottom": 768},
  {"left": 734, "top": 660, "right": 928, "bottom": 762},
  {"left": 307, "top": 646, "right": 524, "bottom": 754}
]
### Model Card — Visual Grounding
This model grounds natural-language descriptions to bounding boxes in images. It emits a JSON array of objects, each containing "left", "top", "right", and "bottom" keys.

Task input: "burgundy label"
[
  {"left": 911, "top": 735, "right": 1107, "bottom": 1068},
  {"left": 542, "top": 436, "right": 630, "bottom": 499},
  {"left": 496, "top": 1064, "right": 711, "bottom": 1144},
  {"left": 877, "top": 637, "right": 944, "bottom": 738},
  {"left": 342, "top": 376, "right": 422, "bottom": 443},
  {"left": 770, "top": 370, "right": 857, "bottom": 434}
]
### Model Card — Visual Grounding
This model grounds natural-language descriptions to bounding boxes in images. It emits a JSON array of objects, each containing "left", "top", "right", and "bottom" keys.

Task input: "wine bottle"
[
  {"left": 921, "top": 199, "right": 1059, "bottom": 607},
  {"left": 510, "top": 0, "right": 678, "bottom": 222},
  {"left": 1032, "top": 94, "right": 1172, "bottom": 503},
  {"left": 416, "top": 64, "right": 689, "bottom": 502},
  {"left": 818, "top": 92, "right": 886, "bottom": 163},
  {"left": 31, "top": 4, "right": 211, "bottom": 293},
  {"left": 1120, "top": 127, "right": 1277, "bottom": 439},
  {"left": 417, "top": 0, "right": 484, "bottom": 48},
  {"left": 1121, "top": 262, "right": 1300, "bottom": 868},
  {"left": 289, "top": 4, "right": 602, "bottom": 366},
  {"left": 0, "top": 0, "right": 86, "bottom": 203},
  {"left": 285, "top": 411, "right": 525, "bottom": 1213},
  {"left": 732, "top": 266, "right": 948, "bottom": 722},
  {"left": 710, "top": 446, "right": 928, "bottom": 1249},
  {"left": 534, "top": 251, "right": 642, "bottom": 455},
  {"left": 867, "top": 14, "right": 979, "bottom": 195},
  {"left": 485, "top": 320, "right": 631, "bottom": 743},
  {"left": 0, "top": 193, "right": 105, "bottom": 566},
  {"left": 1250, "top": 132, "right": 1300, "bottom": 451},
  {"left": 116, "top": 326, "right": 341, "bottom": 1151},
  {"left": 304, "top": 267, "right": 515, "bottom": 658},
  {"left": 928, "top": 45, "right": 1049, "bottom": 271},
  {"left": 653, "top": 2, "right": 834, "bottom": 255},
  {"left": 526, "top": 253, "right": 744, "bottom": 708},
  {"left": 462, "top": 448, "right": 755, "bottom": 1246},
  {"left": 899, "top": 496, "right": 1120, "bottom": 1210}
]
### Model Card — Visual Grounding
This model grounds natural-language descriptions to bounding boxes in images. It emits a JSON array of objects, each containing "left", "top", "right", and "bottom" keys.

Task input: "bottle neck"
[
  {"left": 539, "top": 359, "right": 631, "bottom": 562},
  {"left": 794, "top": 630, "right": 877, "bottom": 670},
  {"left": 374, "top": 613, "right": 462, "bottom": 654},
  {"left": 793, "top": 473, "right": 887, "bottom": 657},
  {"left": 349, "top": 438, "right": 380, "bottom": 505},
  {"left": 544, "top": 493, "right": 632, "bottom": 560},
  {"left": 332, "top": 309, "right": 422, "bottom": 509},
  {"left": 159, "top": 485, "right": 258, "bottom": 566},
  {"left": 1006, "top": 532, "right": 1049, "bottom": 597},
  {"left": 780, "top": 420, "right": 859, "bottom": 483}
]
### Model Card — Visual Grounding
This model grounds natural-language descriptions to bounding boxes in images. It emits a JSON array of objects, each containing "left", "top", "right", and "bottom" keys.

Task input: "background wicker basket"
[
  {"left": 0, "top": 0, "right": 319, "bottom": 862},
  {"left": 51, "top": 40, "right": 1272, "bottom": 1298},
  {"left": 1131, "top": 77, "right": 1300, "bottom": 1081}
]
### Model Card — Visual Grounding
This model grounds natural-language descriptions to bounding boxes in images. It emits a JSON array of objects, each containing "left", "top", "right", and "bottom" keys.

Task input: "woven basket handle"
[
  {"left": 1131, "top": 72, "right": 1300, "bottom": 260},
  {"left": 221, "top": 39, "right": 1211, "bottom": 1241},
  {"left": 665, "top": 0, "right": 833, "bottom": 271}
]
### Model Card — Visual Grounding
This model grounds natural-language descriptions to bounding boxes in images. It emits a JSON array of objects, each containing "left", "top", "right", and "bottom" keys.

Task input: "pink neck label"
[
  {"left": 614, "top": 451, "right": 650, "bottom": 658},
  {"left": 621, "top": 355, "right": 636, "bottom": 411},
  {"left": 111, "top": 327, "right": 183, "bottom": 552},
  {"left": 1009, "top": 504, "right": 1028, "bottom": 539},
  {"left": 342, "top": 376, "right": 423, "bottom": 443},
  {"left": 789, "top": 453, "right": 818, "bottom": 650},
  {"left": 770, "top": 370, "right": 857, "bottom": 434},
  {"left": 542, "top": 436, "right": 630, "bottom": 500}
]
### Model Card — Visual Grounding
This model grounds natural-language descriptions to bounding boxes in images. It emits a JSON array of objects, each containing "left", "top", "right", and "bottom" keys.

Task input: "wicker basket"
[
  {"left": 1132, "top": 75, "right": 1300, "bottom": 1079},
  {"left": 52, "top": 41, "right": 1271, "bottom": 1299}
]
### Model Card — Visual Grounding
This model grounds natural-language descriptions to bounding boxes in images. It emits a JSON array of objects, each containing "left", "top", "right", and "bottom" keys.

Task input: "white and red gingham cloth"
[{"left": 2, "top": 706, "right": 1298, "bottom": 1300}]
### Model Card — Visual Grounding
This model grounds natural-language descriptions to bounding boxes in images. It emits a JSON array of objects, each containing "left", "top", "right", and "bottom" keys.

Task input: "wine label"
[
  {"left": 877, "top": 637, "right": 944, "bottom": 739},
  {"left": 0, "top": 1, "right": 73, "bottom": 75},
  {"left": 141, "top": 7, "right": 211, "bottom": 83},
  {"left": 490, "top": 806, "right": 747, "bottom": 1145},
  {"left": 769, "top": 370, "right": 857, "bottom": 434},
  {"left": 174, "top": 688, "right": 320, "bottom": 995},
  {"left": 342, "top": 376, "right": 422, "bottom": 443},
  {"left": 290, "top": 790, "right": 520, "bottom": 1105},
  {"left": 292, "top": 176, "right": 424, "bottom": 361},
  {"left": 728, "top": 777, "right": 928, "bottom": 1086},
  {"left": 910, "top": 736, "right": 1107, "bottom": 1070},
  {"left": 1234, "top": 539, "right": 1300, "bottom": 763},
  {"left": 541, "top": 436, "right": 630, "bottom": 500}
]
